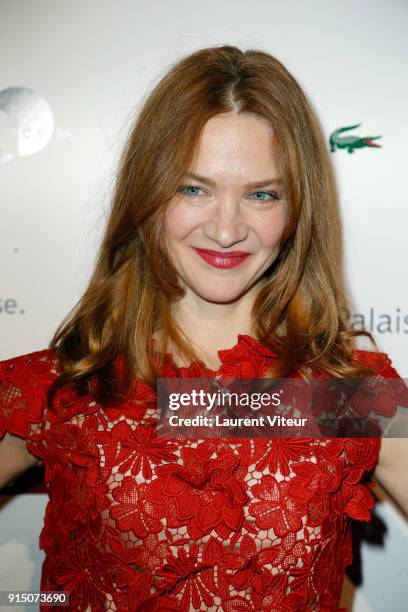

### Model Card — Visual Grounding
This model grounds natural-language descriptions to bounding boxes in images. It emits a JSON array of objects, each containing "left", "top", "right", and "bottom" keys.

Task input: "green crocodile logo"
[{"left": 329, "top": 124, "right": 382, "bottom": 154}]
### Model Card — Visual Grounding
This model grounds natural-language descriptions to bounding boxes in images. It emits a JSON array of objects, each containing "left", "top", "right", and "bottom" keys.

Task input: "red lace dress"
[{"left": 0, "top": 336, "right": 403, "bottom": 611}]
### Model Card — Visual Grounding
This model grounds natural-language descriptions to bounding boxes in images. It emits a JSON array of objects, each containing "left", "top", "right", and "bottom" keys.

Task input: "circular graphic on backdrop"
[{"left": 0, "top": 86, "right": 54, "bottom": 164}]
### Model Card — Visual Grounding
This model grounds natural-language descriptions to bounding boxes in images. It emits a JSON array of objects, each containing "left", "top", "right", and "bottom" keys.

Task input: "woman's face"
[{"left": 164, "top": 112, "right": 288, "bottom": 305}]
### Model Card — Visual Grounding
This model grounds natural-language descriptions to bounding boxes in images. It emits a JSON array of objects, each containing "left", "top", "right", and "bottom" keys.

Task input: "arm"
[
  {"left": 0, "top": 431, "right": 41, "bottom": 489},
  {"left": 373, "top": 438, "right": 408, "bottom": 518}
]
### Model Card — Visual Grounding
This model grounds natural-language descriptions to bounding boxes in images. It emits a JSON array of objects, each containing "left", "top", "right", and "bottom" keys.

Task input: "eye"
[
  {"left": 177, "top": 184, "right": 205, "bottom": 197},
  {"left": 249, "top": 190, "right": 280, "bottom": 202}
]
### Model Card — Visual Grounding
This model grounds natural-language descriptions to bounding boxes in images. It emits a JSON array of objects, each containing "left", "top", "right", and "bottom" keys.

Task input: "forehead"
[{"left": 188, "top": 112, "right": 278, "bottom": 179}]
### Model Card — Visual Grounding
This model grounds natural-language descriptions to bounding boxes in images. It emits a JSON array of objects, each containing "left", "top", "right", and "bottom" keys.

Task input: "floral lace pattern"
[{"left": 0, "top": 336, "right": 402, "bottom": 611}]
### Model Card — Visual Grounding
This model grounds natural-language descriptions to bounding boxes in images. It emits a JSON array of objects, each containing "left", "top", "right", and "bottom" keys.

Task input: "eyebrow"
[{"left": 183, "top": 172, "right": 284, "bottom": 189}]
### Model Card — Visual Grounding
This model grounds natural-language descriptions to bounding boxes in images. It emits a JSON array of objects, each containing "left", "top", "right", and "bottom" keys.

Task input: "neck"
[{"left": 167, "top": 283, "right": 262, "bottom": 368}]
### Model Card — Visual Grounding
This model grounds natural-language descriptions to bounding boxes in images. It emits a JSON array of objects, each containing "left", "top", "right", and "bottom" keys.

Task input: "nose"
[{"left": 203, "top": 196, "right": 249, "bottom": 248}]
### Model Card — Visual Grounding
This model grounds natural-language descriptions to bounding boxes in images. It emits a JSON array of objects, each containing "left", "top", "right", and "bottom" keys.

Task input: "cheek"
[
  {"left": 164, "top": 201, "right": 202, "bottom": 242},
  {"left": 254, "top": 207, "right": 288, "bottom": 249}
]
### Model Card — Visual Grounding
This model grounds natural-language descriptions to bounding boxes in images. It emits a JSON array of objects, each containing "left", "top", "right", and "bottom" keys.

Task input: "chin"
[{"left": 190, "top": 284, "right": 249, "bottom": 304}]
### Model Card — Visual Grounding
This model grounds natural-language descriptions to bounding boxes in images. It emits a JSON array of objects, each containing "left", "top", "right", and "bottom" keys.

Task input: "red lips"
[{"left": 193, "top": 247, "right": 250, "bottom": 269}]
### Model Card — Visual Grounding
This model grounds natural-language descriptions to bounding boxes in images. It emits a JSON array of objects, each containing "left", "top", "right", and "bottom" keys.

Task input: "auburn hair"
[{"left": 47, "top": 45, "right": 379, "bottom": 407}]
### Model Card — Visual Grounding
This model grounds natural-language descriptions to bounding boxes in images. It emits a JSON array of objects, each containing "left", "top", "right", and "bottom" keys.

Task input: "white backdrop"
[{"left": 0, "top": 1, "right": 407, "bottom": 610}]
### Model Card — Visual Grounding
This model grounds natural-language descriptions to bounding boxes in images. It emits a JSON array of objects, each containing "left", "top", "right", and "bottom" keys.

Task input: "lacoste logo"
[{"left": 329, "top": 124, "right": 382, "bottom": 154}]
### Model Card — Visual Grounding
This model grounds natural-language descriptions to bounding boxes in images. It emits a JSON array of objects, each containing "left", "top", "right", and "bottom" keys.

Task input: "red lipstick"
[{"left": 193, "top": 247, "right": 250, "bottom": 269}]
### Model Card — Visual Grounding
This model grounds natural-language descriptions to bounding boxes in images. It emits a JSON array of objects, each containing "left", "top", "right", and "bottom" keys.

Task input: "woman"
[{"left": 0, "top": 45, "right": 407, "bottom": 611}]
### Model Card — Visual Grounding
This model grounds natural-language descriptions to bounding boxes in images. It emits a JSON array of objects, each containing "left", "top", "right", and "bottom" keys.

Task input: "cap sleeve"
[
  {"left": 333, "top": 349, "right": 408, "bottom": 521},
  {"left": 351, "top": 349, "right": 408, "bottom": 421},
  {"left": 0, "top": 349, "right": 59, "bottom": 460},
  {"left": 351, "top": 348, "right": 403, "bottom": 378}
]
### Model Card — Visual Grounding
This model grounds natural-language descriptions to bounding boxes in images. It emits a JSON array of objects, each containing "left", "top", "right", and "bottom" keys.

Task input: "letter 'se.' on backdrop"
[{"left": 0, "top": 1, "right": 407, "bottom": 610}]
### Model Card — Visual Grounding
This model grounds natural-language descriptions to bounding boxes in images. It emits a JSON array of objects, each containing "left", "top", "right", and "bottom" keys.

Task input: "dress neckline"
[{"left": 154, "top": 333, "right": 284, "bottom": 378}]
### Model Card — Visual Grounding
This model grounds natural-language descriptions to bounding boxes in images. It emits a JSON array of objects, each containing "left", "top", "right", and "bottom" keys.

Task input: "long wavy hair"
[{"left": 47, "top": 45, "right": 378, "bottom": 407}]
